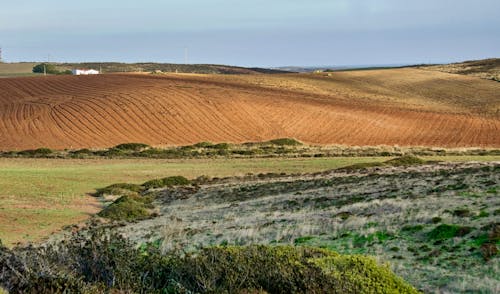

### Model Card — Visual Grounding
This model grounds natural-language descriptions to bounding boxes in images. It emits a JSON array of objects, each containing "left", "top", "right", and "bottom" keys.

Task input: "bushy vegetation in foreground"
[{"left": 0, "top": 231, "right": 418, "bottom": 293}]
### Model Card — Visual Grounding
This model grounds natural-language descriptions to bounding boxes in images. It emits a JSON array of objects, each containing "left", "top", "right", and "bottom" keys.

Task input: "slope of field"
[
  {"left": 421, "top": 58, "right": 500, "bottom": 81},
  {"left": 0, "top": 69, "right": 499, "bottom": 150},
  {"left": 0, "top": 62, "right": 39, "bottom": 77}
]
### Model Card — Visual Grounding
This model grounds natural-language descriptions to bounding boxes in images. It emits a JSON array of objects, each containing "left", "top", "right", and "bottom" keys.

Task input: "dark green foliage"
[
  {"left": 427, "top": 224, "right": 471, "bottom": 240},
  {"left": 402, "top": 225, "right": 425, "bottom": 234},
  {"left": 452, "top": 208, "right": 471, "bottom": 217},
  {"left": 192, "top": 141, "right": 215, "bottom": 148},
  {"left": 17, "top": 147, "right": 53, "bottom": 157},
  {"left": 94, "top": 183, "right": 143, "bottom": 197},
  {"left": 113, "top": 143, "right": 150, "bottom": 151},
  {"left": 97, "top": 195, "right": 153, "bottom": 221},
  {"left": 266, "top": 138, "right": 303, "bottom": 146},
  {"left": 294, "top": 236, "right": 315, "bottom": 244},
  {"left": 69, "top": 148, "right": 94, "bottom": 156},
  {"left": 142, "top": 176, "right": 190, "bottom": 189},
  {"left": 431, "top": 217, "right": 442, "bottom": 224},
  {"left": 32, "top": 63, "right": 60, "bottom": 74},
  {"left": 0, "top": 231, "right": 418, "bottom": 293}
]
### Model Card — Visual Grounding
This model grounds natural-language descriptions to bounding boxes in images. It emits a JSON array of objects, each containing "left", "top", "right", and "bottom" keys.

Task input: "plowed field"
[{"left": 0, "top": 68, "right": 499, "bottom": 150}]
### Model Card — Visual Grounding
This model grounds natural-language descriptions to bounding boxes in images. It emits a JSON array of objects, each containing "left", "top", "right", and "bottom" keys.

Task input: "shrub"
[
  {"left": 94, "top": 183, "right": 143, "bottom": 197},
  {"left": 32, "top": 63, "right": 60, "bottom": 74},
  {"left": 69, "top": 148, "right": 94, "bottom": 156},
  {"left": 192, "top": 141, "right": 215, "bottom": 148},
  {"left": 97, "top": 195, "right": 153, "bottom": 221},
  {"left": 142, "top": 176, "right": 190, "bottom": 189},
  {"left": 427, "top": 224, "right": 471, "bottom": 240},
  {"left": 385, "top": 155, "right": 425, "bottom": 166},
  {"left": 0, "top": 231, "right": 418, "bottom": 293},
  {"left": 266, "top": 138, "right": 303, "bottom": 146},
  {"left": 17, "top": 148, "right": 53, "bottom": 157},
  {"left": 113, "top": 143, "right": 150, "bottom": 151}
]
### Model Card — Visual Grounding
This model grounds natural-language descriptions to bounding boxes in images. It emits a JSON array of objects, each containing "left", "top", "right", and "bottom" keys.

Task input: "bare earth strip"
[{"left": 0, "top": 69, "right": 499, "bottom": 150}]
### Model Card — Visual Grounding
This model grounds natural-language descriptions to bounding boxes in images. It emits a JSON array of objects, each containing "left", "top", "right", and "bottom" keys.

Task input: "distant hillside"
[
  {"left": 0, "top": 62, "right": 291, "bottom": 76},
  {"left": 0, "top": 62, "right": 38, "bottom": 77},
  {"left": 420, "top": 58, "right": 500, "bottom": 81},
  {"left": 59, "top": 62, "right": 291, "bottom": 75}
]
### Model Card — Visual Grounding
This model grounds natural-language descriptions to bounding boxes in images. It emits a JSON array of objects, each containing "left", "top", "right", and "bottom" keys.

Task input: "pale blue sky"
[{"left": 1, "top": 0, "right": 499, "bottom": 66}]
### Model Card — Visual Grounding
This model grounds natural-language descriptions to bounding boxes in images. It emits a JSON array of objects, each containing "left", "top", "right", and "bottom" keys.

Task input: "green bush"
[
  {"left": 385, "top": 155, "right": 425, "bottom": 166},
  {"left": 94, "top": 183, "right": 143, "bottom": 197},
  {"left": 192, "top": 141, "right": 215, "bottom": 148},
  {"left": 427, "top": 224, "right": 472, "bottom": 240},
  {"left": 267, "top": 138, "right": 303, "bottom": 146},
  {"left": 113, "top": 143, "right": 150, "bottom": 151},
  {"left": 17, "top": 148, "right": 53, "bottom": 157},
  {"left": 32, "top": 63, "right": 59, "bottom": 74},
  {"left": 142, "top": 176, "right": 190, "bottom": 189},
  {"left": 97, "top": 195, "right": 153, "bottom": 221},
  {"left": 0, "top": 230, "right": 418, "bottom": 293}
]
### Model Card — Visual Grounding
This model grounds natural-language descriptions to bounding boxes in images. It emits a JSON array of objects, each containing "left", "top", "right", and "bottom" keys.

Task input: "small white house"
[{"left": 72, "top": 69, "right": 99, "bottom": 75}]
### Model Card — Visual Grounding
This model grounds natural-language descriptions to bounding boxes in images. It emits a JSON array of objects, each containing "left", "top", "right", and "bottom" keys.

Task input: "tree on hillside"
[{"left": 32, "top": 63, "right": 59, "bottom": 74}]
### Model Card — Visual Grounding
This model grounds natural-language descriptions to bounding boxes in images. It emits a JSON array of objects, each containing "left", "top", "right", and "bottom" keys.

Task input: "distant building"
[{"left": 72, "top": 69, "right": 99, "bottom": 75}]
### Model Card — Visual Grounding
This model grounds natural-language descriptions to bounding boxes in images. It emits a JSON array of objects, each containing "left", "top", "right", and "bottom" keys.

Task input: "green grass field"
[{"left": 0, "top": 155, "right": 498, "bottom": 246}]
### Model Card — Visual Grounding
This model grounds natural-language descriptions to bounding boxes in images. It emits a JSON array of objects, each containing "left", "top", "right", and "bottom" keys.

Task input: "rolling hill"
[
  {"left": 0, "top": 68, "right": 499, "bottom": 150},
  {"left": 420, "top": 58, "right": 500, "bottom": 81}
]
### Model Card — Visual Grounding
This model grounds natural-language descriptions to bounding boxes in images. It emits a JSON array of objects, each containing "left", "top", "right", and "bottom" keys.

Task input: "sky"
[{"left": 0, "top": 0, "right": 499, "bottom": 67}]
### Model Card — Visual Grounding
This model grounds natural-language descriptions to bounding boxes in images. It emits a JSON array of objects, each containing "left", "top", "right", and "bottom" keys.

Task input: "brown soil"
[{"left": 0, "top": 69, "right": 499, "bottom": 150}]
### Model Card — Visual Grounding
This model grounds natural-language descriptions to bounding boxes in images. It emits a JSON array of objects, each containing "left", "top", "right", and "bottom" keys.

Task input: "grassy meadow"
[{"left": 0, "top": 155, "right": 499, "bottom": 245}]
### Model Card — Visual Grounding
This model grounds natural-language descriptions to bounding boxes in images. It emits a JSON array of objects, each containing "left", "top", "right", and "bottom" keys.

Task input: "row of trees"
[{"left": 32, "top": 63, "right": 72, "bottom": 75}]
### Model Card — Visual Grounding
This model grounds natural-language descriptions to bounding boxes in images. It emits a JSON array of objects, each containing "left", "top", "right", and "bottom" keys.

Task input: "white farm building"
[{"left": 72, "top": 69, "right": 99, "bottom": 75}]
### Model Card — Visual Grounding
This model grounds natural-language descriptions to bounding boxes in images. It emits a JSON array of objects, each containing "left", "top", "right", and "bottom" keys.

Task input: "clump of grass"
[
  {"left": 17, "top": 148, "right": 53, "bottom": 157},
  {"left": 427, "top": 224, "right": 472, "bottom": 240},
  {"left": 294, "top": 236, "right": 315, "bottom": 244},
  {"left": 266, "top": 138, "right": 303, "bottom": 146},
  {"left": 385, "top": 155, "right": 426, "bottom": 166},
  {"left": 142, "top": 176, "right": 190, "bottom": 189},
  {"left": 401, "top": 224, "right": 425, "bottom": 234},
  {"left": 94, "top": 183, "right": 144, "bottom": 197},
  {"left": 97, "top": 195, "right": 154, "bottom": 221},
  {"left": 452, "top": 208, "right": 471, "bottom": 217},
  {"left": 69, "top": 148, "right": 94, "bottom": 157},
  {"left": 113, "top": 143, "right": 150, "bottom": 151},
  {"left": 431, "top": 217, "right": 442, "bottom": 224},
  {"left": 192, "top": 141, "right": 215, "bottom": 148}
]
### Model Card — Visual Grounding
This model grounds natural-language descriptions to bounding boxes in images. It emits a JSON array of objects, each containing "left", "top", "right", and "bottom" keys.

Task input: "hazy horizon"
[{"left": 1, "top": 0, "right": 499, "bottom": 67}]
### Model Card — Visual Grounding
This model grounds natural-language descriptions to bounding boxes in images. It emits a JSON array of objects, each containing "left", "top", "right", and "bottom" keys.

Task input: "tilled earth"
[{"left": 115, "top": 161, "right": 499, "bottom": 293}]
